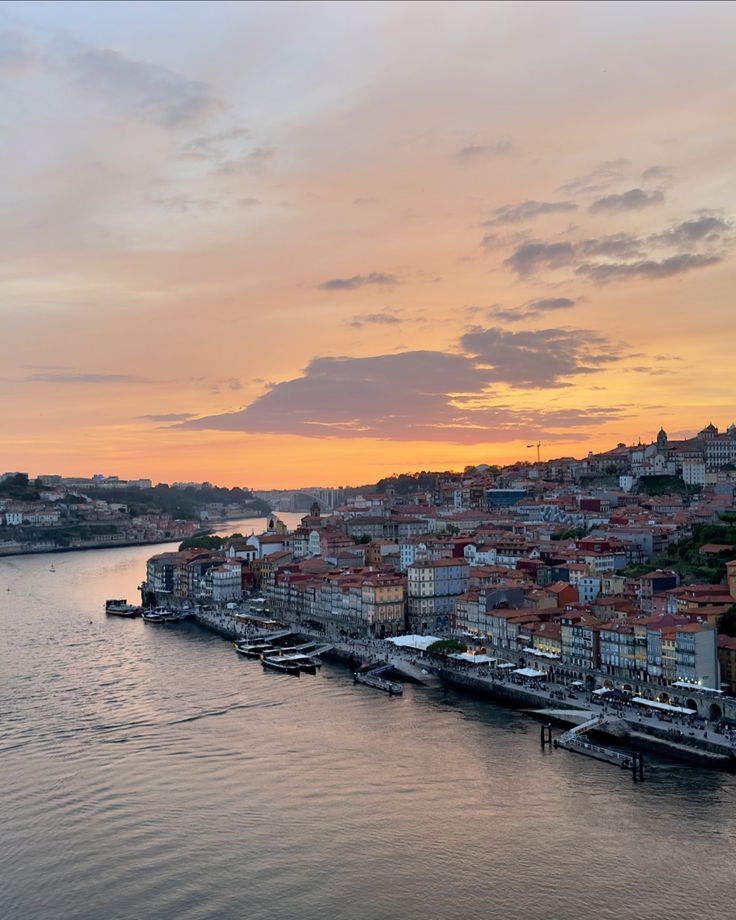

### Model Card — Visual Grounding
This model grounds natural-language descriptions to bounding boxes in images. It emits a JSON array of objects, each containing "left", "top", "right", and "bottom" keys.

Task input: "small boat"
[
  {"left": 49, "top": 564, "right": 56, "bottom": 573},
  {"left": 105, "top": 599, "right": 142, "bottom": 618},
  {"left": 142, "top": 610, "right": 168, "bottom": 624},
  {"left": 235, "top": 642, "right": 276, "bottom": 658},
  {"left": 261, "top": 654, "right": 301, "bottom": 675}
]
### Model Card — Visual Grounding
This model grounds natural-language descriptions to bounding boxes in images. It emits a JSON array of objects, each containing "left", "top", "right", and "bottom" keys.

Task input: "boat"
[
  {"left": 142, "top": 609, "right": 168, "bottom": 624},
  {"left": 49, "top": 564, "right": 56, "bottom": 573},
  {"left": 260, "top": 654, "right": 301, "bottom": 675},
  {"left": 235, "top": 642, "right": 277, "bottom": 658},
  {"left": 105, "top": 599, "right": 142, "bottom": 618}
]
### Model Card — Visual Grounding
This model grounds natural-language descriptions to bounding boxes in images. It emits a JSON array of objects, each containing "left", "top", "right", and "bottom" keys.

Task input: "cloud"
[
  {"left": 178, "top": 127, "right": 250, "bottom": 160},
  {"left": 489, "top": 297, "right": 576, "bottom": 322},
  {"left": 641, "top": 165, "right": 674, "bottom": 184},
  {"left": 145, "top": 193, "right": 216, "bottom": 212},
  {"left": 485, "top": 199, "right": 577, "bottom": 226},
  {"left": 503, "top": 241, "right": 576, "bottom": 275},
  {"left": 319, "top": 272, "right": 400, "bottom": 291},
  {"left": 139, "top": 413, "right": 196, "bottom": 422},
  {"left": 577, "top": 233, "right": 645, "bottom": 259},
  {"left": 589, "top": 187, "right": 665, "bottom": 213},
  {"left": 66, "top": 48, "right": 224, "bottom": 126},
  {"left": 349, "top": 312, "right": 403, "bottom": 328},
  {"left": 575, "top": 252, "right": 721, "bottom": 284},
  {"left": 650, "top": 214, "right": 732, "bottom": 248},
  {"left": 216, "top": 146, "right": 277, "bottom": 176},
  {"left": 460, "top": 326, "right": 623, "bottom": 388},
  {"left": 0, "top": 31, "right": 38, "bottom": 75},
  {"left": 456, "top": 141, "right": 513, "bottom": 158},
  {"left": 177, "top": 346, "right": 620, "bottom": 444},
  {"left": 30, "top": 372, "right": 144, "bottom": 384},
  {"left": 237, "top": 197, "right": 261, "bottom": 207},
  {"left": 559, "top": 158, "right": 630, "bottom": 195}
]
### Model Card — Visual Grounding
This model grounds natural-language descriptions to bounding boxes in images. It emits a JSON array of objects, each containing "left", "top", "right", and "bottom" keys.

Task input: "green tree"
[{"left": 426, "top": 639, "right": 468, "bottom": 658}]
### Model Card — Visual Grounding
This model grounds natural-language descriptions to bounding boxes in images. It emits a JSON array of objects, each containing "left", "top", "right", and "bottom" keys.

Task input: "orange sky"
[{"left": 1, "top": 1, "right": 735, "bottom": 487}]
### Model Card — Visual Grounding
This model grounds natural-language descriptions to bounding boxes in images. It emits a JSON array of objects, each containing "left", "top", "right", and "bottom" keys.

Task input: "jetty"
[{"left": 354, "top": 664, "right": 403, "bottom": 696}]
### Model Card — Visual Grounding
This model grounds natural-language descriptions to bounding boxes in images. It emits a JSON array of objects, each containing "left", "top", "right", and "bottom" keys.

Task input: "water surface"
[{"left": 1, "top": 535, "right": 733, "bottom": 919}]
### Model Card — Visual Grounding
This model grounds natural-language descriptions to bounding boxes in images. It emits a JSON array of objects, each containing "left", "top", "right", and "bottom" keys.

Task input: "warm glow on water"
[{"left": 2, "top": 544, "right": 735, "bottom": 919}]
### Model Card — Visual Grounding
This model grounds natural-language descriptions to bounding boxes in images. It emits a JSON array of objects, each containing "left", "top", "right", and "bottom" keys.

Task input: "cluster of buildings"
[
  {"left": 0, "top": 472, "right": 197, "bottom": 554},
  {"left": 142, "top": 424, "right": 736, "bottom": 701}
]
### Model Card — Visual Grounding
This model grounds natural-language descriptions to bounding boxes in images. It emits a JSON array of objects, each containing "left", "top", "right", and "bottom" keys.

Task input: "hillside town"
[
  {"left": 0, "top": 472, "right": 268, "bottom": 555},
  {"left": 141, "top": 423, "right": 736, "bottom": 709}
]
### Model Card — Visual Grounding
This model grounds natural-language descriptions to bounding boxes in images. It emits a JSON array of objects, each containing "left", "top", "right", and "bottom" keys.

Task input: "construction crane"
[{"left": 526, "top": 441, "right": 552, "bottom": 463}]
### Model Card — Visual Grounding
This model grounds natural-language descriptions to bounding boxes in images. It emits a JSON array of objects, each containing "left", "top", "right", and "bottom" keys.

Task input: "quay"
[{"left": 134, "top": 602, "right": 736, "bottom": 772}]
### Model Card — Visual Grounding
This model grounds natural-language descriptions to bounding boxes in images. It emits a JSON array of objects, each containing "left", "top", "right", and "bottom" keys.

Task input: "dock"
[
  {"left": 554, "top": 716, "right": 644, "bottom": 777},
  {"left": 353, "top": 665, "right": 403, "bottom": 696}
]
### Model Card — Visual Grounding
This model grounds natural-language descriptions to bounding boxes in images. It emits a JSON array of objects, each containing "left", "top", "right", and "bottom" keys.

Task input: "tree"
[
  {"left": 426, "top": 639, "right": 468, "bottom": 658},
  {"left": 352, "top": 534, "right": 372, "bottom": 544}
]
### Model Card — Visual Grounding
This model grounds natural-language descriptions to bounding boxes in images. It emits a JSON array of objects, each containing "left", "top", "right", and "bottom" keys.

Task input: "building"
[{"left": 407, "top": 558, "right": 470, "bottom": 632}]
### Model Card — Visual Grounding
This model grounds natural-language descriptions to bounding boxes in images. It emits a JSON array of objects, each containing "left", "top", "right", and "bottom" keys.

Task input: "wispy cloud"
[
  {"left": 456, "top": 141, "right": 513, "bottom": 158},
  {"left": 485, "top": 199, "right": 577, "bottom": 226},
  {"left": 319, "top": 272, "right": 400, "bottom": 291},
  {"left": 589, "top": 187, "right": 665, "bottom": 213},
  {"left": 349, "top": 312, "right": 403, "bottom": 328}
]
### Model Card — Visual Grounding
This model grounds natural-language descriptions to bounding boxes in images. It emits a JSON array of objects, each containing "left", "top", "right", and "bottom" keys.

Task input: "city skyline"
[{"left": 1, "top": 1, "right": 735, "bottom": 487}]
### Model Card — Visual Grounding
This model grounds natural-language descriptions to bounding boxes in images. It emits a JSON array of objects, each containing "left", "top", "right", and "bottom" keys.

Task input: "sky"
[{"left": 1, "top": 0, "right": 735, "bottom": 489}]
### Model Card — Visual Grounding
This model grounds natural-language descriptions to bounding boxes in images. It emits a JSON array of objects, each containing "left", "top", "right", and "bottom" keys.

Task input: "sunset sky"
[{"left": 1, "top": 0, "right": 735, "bottom": 488}]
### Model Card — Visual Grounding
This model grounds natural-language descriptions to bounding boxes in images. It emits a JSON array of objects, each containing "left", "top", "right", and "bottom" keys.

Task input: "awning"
[
  {"left": 570, "top": 680, "right": 585, "bottom": 687},
  {"left": 671, "top": 680, "right": 722, "bottom": 694},
  {"left": 514, "top": 667, "right": 546, "bottom": 678},
  {"left": 386, "top": 635, "right": 442, "bottom": 651},
  {"left": 449, "top": 653, "right": 496, "bottom": 665},
  {"left": 497, "top": 662, "right": 516, "bottom": 669},
  {"left": 592, "top": 687, "right": 611, "bottom": 696},
  {"left": 522, "top": 646, "right": 560, "bottom": 659},
  {"left": 631, "top": 696, "right": 696, "bottom": 715}
]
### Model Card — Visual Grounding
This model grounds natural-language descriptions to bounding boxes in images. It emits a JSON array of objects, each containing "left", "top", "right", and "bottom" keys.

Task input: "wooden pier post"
[
  {"left": 540, "top": 723, "right": 553, "bottom": 747},
  {"left": 631, "top": 752, "right": 645, "bottom": 781}
]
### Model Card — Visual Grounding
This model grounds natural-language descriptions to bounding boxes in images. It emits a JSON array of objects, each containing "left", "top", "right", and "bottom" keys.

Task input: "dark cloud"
[
  {"left": 485, "top": 200, "right": 577, "bottom": 226},
  {"left": 30, "top": 372, "right": 144, "bottom": 384},
  {"left": 575, "top": 253, "right": 721, "bottom": 284},
  {"left": 456, "top": 141, "right": 513, "bottom": 158},
  {"left": 0, "top": 31, "right": 38, "bottom": 74},
  {"left": 650, "top": 214, "right": 732, "bottom": 248},
  {"left": 558, "top": 158, "right": 630, "bottom": 195},
  {"left": 319, "top": 272, "right": 400, "bottom": 291},
  {"left": 66, "top": 48, "right": 224, "bottom": 127},
  {"left": 139, "top": 412, "right": 196, "bottom": 422},
  {"left": 177, "top": 347, "right": 620, "bottom": 444},
  {"left": 488, "top": 297, "right": 576, "bottom": 323},
  {"left": 589, "top": 187, "right": 665, "bottom": 213},
  {"left": 503, "top": 241, "right": 576, "bottom": 276},
  {"left": 460, "top": 326, "right": 623, "bottom": 388},
  {"left": 349, "top": 312, "right": 403, "bottom": 328}
]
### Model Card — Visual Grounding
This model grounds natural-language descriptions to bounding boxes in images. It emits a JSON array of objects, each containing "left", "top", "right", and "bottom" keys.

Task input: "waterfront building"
[{"left": 407, "top": 558, "right": 470, "bottom": 632}]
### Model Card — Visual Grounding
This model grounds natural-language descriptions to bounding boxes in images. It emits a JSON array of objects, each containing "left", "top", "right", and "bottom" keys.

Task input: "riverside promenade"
[{"left": 187, "top": 607, "right": 736, "bottom": 769}]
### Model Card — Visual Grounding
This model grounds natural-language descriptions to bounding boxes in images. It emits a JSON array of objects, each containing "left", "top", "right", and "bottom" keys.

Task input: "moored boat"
[
  {"left": 261, "top": 654, "right": 301, "bottom": 675},
  {"left": 105, "top": 599, "right": 142, "bottom": 618},
  {"left": 142, "top": 609, "right": 168, "bottom": 623}
]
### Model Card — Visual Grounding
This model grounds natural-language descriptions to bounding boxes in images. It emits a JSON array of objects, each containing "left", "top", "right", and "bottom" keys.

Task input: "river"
[{"left": 1, "top": 523, "right": 734, "bottom": 920}]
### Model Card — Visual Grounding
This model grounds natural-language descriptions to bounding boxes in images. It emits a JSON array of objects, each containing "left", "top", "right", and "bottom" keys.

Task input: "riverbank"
[{"left": 185, "top": 607, "right": 736, "bottom": 771}]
